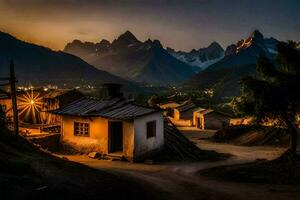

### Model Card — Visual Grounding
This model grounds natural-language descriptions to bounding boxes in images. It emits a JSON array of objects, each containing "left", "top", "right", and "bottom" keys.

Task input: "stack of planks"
[{"left": 158, "top": 118, "right": 225, "bottom": 161}]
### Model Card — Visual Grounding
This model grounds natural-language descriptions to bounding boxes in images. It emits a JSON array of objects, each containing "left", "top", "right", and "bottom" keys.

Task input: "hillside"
[
  {"left": 64, "top": 31, "right": 196, "bottom": 85},
  {"left": 213, "top": 125, "right": 290, "bottom": 147},
  {"left": 187, "top": 30, "right": 278, "bottom": 97},
  {"left": 0, "top": 126, "right": 155, "bottom": 200},
  {"left": 0, "top": 31, "right": 127, "bottom": 86}
]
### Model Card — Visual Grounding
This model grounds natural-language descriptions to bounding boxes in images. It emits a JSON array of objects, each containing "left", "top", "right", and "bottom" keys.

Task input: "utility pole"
[
  {"left": 0, "top": 60, "right": 19, "bottom": 136},
  {"left": 10, "top": 61, "right": 19, "bottom": 136}
]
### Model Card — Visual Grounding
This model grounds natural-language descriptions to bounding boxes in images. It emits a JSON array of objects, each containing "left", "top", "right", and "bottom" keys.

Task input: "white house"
[
  {"left": 193, "top": 109, "right": 231, "bottom": 130},
  {"left": 173, "top": 102, "right": 201, "bottom": 126},
  {"left": 53, "top": 96, "right": 164, "bottom": 162}
]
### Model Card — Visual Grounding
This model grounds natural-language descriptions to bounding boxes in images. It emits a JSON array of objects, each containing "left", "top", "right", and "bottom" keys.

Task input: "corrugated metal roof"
[
  {"left": 196, "top": 109, "right": 232, "bottom": 117},
  {"left": 193, "top": 108, "right": 206, "bottom": 113},
  {"left": 198, "top": 109, "right": 214, "bottom": 115},
  {"left": 97, "top": 103, "right": 156, "bottom": 120},
  {"left": 52, "top": 97, "right": 158, "bottom": 120},
  {"left": 176, "top": 103, "right": 196, "bottom": 112}
]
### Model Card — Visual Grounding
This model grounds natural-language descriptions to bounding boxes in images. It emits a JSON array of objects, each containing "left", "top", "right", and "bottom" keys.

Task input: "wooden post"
[{"left": 10, "top": 61, "right": 19, "bottom": 136}]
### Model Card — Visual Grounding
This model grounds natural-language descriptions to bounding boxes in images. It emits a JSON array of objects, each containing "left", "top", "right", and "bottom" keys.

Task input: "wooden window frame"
[
  {"left": 74, "top": 122, "right": 90, "bottom": 137},
  {"left": 146, "top": 120, "right": 156, "bottom": 139}
]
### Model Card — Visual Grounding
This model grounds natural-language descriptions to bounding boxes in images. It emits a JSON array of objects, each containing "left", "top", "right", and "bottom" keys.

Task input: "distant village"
[{"left": 0, "top": 82, "right": 253, "bottom": 162}]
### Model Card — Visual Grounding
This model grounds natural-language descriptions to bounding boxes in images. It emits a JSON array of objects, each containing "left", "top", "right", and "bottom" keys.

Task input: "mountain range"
[
  {"left": 64, "top": 31, "right": 198, "bottom": 85},
  {"left": 0, "top": 29, "right": 286, "bottom": 96},
  {"left": 166, "top": 42, "right": 224, "bottom": 70},
  {"left": 0, "top": 31, "right": 126, "bottom": 86},
  {"left": 187, "top": 30, "right": 279, "bottom": 97}
]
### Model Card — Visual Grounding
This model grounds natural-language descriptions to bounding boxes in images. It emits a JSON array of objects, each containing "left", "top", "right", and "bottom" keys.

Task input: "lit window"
[
  {"left": 146, "top": 121, "right": 156, "bottom": 138},
  {"left": 74, "top": 122, "right": 89, "bottom": 137}
]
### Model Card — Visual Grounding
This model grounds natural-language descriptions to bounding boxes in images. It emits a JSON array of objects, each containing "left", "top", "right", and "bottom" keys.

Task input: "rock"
[
  {"left": 35, "top": 186, "right": 48, "bottom": 191},
  {"left": 88, "top": 152, "right": 101, "bottom": 159}
]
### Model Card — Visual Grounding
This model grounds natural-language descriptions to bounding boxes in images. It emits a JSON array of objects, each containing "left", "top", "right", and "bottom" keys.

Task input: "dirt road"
[{"left": 62, "top": 129, "right": 300, "bottom": 200}]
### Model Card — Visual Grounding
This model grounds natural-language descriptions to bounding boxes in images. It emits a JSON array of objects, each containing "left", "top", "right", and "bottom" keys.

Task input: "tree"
[
  {"left": 233, "top": 42, "right": 300, "bottom": 157},
  {"left": 147, "top": 95, "right": 159, "bottom": 107}
]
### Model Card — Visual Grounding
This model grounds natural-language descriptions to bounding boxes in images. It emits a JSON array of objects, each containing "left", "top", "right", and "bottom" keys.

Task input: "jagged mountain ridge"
[
  {"left": 206, "top": 30, "right": 278, "bottom": 72},
  {"left": 64, "top": 31, "right": 197, "bottom": 85},
  {"left": 187, "top": 30, "right": 279, "bottom": 97},
  {"left": 166, "top": 42, "right": 225, "bottom": 70},
  {"left": 0, "top": 31, "right": 127, "bottom": 86}
]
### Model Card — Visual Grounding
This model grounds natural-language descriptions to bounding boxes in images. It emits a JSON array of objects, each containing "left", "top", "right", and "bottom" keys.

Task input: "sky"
[{"left": 0, "top": 0, "right": 299, "bottom": 51}]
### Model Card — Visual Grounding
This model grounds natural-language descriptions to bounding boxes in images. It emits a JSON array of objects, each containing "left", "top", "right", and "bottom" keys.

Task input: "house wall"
[
  {"left": 180, "top": 110, "right": 193, "bottom": 126},
  {"left": 61, "top": 115, "right": 135, "bottom": 159},
  {"left": 194, "top": 111, "right": 230, "bottom": 130},
  {"left": 180, "top": 110, "right": 193, "bottom": 120},
  {"left": 120, "top": 120, "right": 135, "bottom": 159},
  {"left": 193, "top": 112, "right": 203, "bottom": 128},
  {"left": 133, "top": 112, "right": 164, "bottom": 161},
  {"left": 174, "top": 109, "right": 180, "bottom": 120},
  {"left": 0, "top": 99, "right": 13, "bottom": 119},
  {"left": 173, "top": 109, "right": 193, "bottom": 126},
  {"left": 204, "top": 112, "right": 230, "bottom": 130},
  {"left": 62, "top": 115, "right": 109, "bottom": 153}
]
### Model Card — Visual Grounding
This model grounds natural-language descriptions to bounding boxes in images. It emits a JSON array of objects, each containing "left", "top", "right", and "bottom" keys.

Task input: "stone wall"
[{"left": 27, "top": 133, "right": 61, "bottom": 152}]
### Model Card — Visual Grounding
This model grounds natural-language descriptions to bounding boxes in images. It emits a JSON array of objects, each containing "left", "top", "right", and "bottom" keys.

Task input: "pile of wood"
[{"left": 157, "top": 118, "right": 225, "bottom": 161}]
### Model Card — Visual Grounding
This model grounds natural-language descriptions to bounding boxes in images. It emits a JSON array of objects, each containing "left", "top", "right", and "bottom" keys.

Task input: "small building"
[
  {"left": 40, "top": 89, "right": 84, "bottom": 124},
  {"left": 159, "top": 101, "right": 180, "bottom": 117},
  {"left": 159, "top": 101, "right": 180, "bottom": 110},
  {"left": 52, "top": 96, "right": 164, "bottom": 162},
  {"left": 193, "top": 109, "right": 231, "bottom": 130},
  {"left": 0, "top": 89, "right": 83, "bottom": 125},
  {"left": 173, "top": 102, "right": 200, "bottom": 126}
]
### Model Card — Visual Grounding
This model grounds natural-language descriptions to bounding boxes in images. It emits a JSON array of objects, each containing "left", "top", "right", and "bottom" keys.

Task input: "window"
[
  {"left": 146, "top": 120, "right": 156, "bottom": 138},
  {"left": 74, "top": 122, "right": 89, "bottom": 137}
]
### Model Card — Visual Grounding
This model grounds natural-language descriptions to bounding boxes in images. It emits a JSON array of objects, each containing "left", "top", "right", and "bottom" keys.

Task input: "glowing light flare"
[{"left": 18, "top": 90, "right": 43, "bottom": 124}]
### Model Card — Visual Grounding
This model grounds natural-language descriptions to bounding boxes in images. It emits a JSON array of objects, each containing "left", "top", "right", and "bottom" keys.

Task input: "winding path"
[{"left": 61, "top": 129, "right": 299, "bottom": 200}]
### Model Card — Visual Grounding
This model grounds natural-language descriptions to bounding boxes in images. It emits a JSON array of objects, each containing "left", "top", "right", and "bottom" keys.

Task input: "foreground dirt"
[
  {"left": 0, "top": 133, "right": 156, "bottom": 200},
  {"left": 61, "top": 128, "right": 300, "bottom": 200}
]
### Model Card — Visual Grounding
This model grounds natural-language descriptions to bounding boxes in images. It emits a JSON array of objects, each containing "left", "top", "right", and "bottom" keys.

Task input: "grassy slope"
[{"left": 0, "top": 130, "right": 157, "bottom": 200}]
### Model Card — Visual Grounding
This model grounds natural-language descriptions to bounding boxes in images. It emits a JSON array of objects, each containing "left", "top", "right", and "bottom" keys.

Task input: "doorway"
[
  {"left": 196, "top": 117, "right": 203, "bottom": 129},
  {"left": 196, "top": 117, "right": 201, "bottom": 129},
  {"left": 108, "top": 121, "right": 123, "bottom": 153}
]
